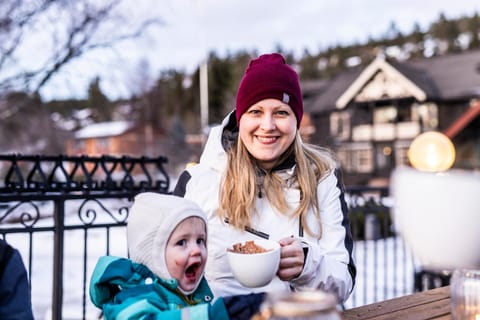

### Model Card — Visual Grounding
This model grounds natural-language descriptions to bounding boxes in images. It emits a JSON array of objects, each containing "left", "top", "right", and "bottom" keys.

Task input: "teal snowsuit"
[{"left": 90, "top": 256, "right": 229, "bottom": 320}]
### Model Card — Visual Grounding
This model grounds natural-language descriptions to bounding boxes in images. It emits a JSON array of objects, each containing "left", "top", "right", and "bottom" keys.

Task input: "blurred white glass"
[
  {"left": 392, "top": 131, "right": 480, "bottom": 318},
  {"left": 450, "top": 269, "right": 480, "bottom": 320},
  {"left": 391, "top": 167, "right": 480, "bottom": 271}
]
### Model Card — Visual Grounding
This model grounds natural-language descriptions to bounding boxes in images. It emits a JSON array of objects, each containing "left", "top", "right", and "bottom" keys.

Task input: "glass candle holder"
[
  {"left": 255, "top": 290, "right": 342, "bottom": 320},
  {"left": 451, "top": 268, "right": 480, "bottom": 320}
]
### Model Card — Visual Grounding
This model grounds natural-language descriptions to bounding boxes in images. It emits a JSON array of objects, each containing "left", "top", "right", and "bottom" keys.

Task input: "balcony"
[{"left": 352, "top": 121, "right": 421, "bottom": 141}]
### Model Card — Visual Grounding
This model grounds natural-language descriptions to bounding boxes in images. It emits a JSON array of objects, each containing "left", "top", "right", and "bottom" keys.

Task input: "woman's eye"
[
  {"left": 276, "top": 110, "right": 289, "bottom": 116},
  {"left": 248, "top": 109, "right": 261, "bottom": 115}
]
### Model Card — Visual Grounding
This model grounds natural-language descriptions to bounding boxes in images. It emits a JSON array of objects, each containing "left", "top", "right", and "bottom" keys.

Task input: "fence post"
[
  {"left": 52, "top": 199, "right": 65, "bottom": 320},
  {"left": 364, "top": 212, "right": 381, "bottom": 240}
]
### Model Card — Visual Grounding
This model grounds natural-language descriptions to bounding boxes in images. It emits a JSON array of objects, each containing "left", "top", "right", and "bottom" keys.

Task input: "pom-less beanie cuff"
[{"left": 235, "top": 53, "right": 303, "bottom": 127}]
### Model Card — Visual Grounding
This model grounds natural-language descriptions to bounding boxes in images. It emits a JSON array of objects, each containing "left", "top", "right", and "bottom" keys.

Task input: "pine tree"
[{"left": 87, "top": 77, "right": 111, "bottom": 122}]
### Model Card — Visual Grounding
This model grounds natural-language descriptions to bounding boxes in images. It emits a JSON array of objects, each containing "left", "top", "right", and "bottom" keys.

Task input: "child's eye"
[
  {"left": 176, "top": 239, "right": 186, "bottom": 246},
  {"left": 197, "top": 238, "right": 205, "bottom": 245}
]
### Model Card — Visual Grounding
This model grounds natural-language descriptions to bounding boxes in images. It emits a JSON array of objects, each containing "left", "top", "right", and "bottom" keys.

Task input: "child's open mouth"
[{"left": 185, "top": 262, "right": 201, "bottom": 281}]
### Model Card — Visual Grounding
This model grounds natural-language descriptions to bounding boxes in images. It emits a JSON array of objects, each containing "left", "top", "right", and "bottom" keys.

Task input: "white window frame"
[{"left": 330, "top": 112, "right": 350, "bottom": 140}]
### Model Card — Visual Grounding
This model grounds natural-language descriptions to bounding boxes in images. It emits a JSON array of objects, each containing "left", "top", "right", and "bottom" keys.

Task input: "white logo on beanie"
[{"left": 282, "top": 93, "right": 290, "bottom": 104}]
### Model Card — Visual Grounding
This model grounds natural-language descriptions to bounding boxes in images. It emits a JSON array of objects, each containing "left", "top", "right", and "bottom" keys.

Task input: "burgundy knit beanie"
[{"left": 235, "top": 53, "right": 303, "bottom": 128}]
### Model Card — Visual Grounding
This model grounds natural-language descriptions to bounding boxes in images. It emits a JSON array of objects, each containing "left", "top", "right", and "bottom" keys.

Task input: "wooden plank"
[
  {"left": 369, "top": 298, "right": 451, "bottom": 320},
  {"left": 433, "top": 315, "right": 454, "bottom": 320},
  {"left": 343, "top": 286, "right": 451, "bottom": 320}
]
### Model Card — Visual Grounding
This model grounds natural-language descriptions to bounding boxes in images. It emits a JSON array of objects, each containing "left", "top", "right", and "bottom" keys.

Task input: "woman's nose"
[{"left": 259, "top": 114, "right": 276, "bottom": 130}]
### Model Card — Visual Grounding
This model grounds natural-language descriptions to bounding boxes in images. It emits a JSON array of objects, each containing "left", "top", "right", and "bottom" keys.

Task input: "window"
[
  {"left": 338, "top": 143, "right": 374, "bottom": 173},
  {"left": 95, "top": 138, "right": 110, "bottom": 153},
  {"left": 336, "top": 148, "right": 351, "bottom": 172},
  {"left": 330, "top": 112, "right": 350, "bottom": 140},
  {"left": 414, "top": 103, "right": 439, "bottom": 130},
  {"left": 374, "top": 106, "right": 397, "bottom": 124},
  {"left": 396, "top": 106, "right": 411, "bottom": 122},
  {"left": 354, "top": 148, "right": 374, "bottom": 173},
  {"left": 394, "top": 141, "right": 411, "bottom": 167},
  {"left": 75, "top": 139, "right": 85, "bottom": 150}
]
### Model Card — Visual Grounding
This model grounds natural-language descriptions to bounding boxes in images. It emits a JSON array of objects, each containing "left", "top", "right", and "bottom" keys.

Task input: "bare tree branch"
[
  {"left": 0, "top": 0, "right": 163, "bottom": 101},
  {"left": 0, "top": 1, "right": 55, "bottom": 70}
]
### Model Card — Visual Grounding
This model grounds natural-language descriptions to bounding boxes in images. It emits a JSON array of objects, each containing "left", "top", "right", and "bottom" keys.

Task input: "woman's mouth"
[{"left": 256, "top": 135, "right": 278, "bottom": 144}]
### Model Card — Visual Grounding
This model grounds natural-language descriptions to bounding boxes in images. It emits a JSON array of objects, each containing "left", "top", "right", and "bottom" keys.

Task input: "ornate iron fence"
[
  {"left": 345, "top": 186, "right": 416, "bottom": 308},
  {"left": 0, "top": 154, "right": 169, "bottom": 320}
]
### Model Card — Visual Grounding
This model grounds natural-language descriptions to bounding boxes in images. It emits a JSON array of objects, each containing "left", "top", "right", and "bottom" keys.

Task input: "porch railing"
[
  {"left": 345, "top": 186, "right": 413, "bottom": 308},
  {"left": 0, "top": 154, "right": 446, "bottom": 319}
]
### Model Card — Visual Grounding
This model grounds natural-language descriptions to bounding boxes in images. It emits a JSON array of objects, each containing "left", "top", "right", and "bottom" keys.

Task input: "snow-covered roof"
[{"left": 74, "top": 121, "right": 135, "bottom": 139}]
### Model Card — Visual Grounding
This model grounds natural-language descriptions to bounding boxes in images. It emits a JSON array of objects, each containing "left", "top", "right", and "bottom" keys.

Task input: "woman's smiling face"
[{"left": 238, "top": 98, "right": 297, "bottom": 170}]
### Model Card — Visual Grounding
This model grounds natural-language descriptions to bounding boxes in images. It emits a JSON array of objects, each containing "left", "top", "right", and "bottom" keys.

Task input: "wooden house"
[
  {"left": 66, "top": 121, "right": 163, "bottom": 157},
  {"left": 304, "top": 49, "right": 480, "bottom": 186},
  {"left": 65, "top": 120, "right": 203, "bottom": 177}
]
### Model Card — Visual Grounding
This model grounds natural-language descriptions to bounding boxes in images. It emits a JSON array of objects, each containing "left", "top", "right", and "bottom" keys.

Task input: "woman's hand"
[{"left": 277, "top": 237, "right": 304, "bottom": 281}]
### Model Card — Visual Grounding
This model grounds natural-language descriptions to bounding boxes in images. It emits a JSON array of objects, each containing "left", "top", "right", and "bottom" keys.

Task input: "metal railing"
[
  {"left": 0, "top": 154, "right": 443, "bottom": 319},
  {"left": 0, "top": 154, "right": 170, "bottom": 320},
  {"left": 345, "top": 186, "right": 415, "bottom": 308}
]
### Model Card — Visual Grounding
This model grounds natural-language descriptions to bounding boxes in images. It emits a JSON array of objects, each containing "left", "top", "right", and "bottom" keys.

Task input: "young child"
[{"left": 89, "top": 192, "right": 230, "bottom": 319}]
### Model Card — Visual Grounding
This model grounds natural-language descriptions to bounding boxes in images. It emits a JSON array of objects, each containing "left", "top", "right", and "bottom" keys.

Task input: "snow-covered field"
[
  {"left": 346, "top": 238, "right": 416, "bottom": 308},
  {"left": 4, "top": 198, "right": 417, "bottom": 319}
]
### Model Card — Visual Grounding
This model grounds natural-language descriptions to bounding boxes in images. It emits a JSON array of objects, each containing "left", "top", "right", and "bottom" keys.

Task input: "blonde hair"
[{"left": 218, "top": 132, "right": 336, "bottom": 238}]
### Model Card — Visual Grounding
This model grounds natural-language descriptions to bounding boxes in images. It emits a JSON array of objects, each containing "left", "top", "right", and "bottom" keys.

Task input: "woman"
[{"left": 173, "top": 53, "right": 356, "bottom": 303}]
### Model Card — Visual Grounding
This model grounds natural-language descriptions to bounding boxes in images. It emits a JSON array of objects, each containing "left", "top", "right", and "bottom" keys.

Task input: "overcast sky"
[{"left": 38, "top": 0, "right": 480, "bottom": 101}]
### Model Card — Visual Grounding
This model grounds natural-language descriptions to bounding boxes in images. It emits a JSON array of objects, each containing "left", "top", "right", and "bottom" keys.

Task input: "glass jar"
[
  {"left": 255, "top": 290, "right": 342, "bottom": 320},
  {"left": 450, "top": 268, "right": 480, "bottom": 320}
]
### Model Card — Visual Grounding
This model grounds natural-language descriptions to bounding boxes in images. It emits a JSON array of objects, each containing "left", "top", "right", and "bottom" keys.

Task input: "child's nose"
[{"left": 190, "top": 243, "right": 202, "bottom": 256}]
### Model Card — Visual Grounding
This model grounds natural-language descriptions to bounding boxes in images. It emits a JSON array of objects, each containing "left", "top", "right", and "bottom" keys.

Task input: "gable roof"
[
  {"left": 404, "top": 50, "right": 480, "bottom": 100},
  {"left": 336, "top": 57, "right": 427, "bottom": 109},
  {"left": 307, "top": 67, "right": 363, "bottom": 114},
  {"left": 307, "top": 49, "right": 480, "bottom": 114},
  {"left": 74, "top": 121, "right": 135, "bottom": 139}
]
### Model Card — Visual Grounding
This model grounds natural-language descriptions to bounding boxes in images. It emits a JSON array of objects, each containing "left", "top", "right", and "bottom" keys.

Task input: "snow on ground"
[
  {"left": 346, "top": 238, "right": 417, "bottom": 309},
  {"left": 4, "top": 199, "right": 130, "bottom": 319}
]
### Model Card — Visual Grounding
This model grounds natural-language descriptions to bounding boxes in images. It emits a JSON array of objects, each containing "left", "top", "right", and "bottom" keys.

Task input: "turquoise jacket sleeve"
[
  {"left": 103, "top": 298, "right": 229, "bottom": 320},
  {"left": 103, "top": 295, "right": 229, "bottom": 320}
]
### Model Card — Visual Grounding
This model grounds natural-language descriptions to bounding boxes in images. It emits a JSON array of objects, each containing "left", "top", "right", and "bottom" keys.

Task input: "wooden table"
[{"left": 343, "top": 286, "right": 452, "bottom": 319}]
